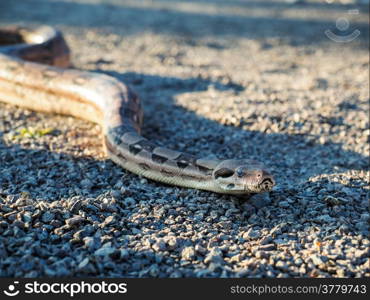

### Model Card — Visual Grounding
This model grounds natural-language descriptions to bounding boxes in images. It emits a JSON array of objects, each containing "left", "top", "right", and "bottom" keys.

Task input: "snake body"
[{"left": 0, "top": 26, "right": 275, "bottom": 195}]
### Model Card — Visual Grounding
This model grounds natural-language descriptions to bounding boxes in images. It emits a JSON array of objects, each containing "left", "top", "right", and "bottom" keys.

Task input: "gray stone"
[
  {"left": 242, "top": 228, "right": 260, "bottom": 240},
  {"left": 310, "top": 254, "right": 325, "bottom": 266},
  {"left": 41, "top": 211, "right": 55, "bottom": 223},
  {"left": 65, "top": 216, "right": 85, "bottom": 227},
  {"left": 181, "top": 247, "right": 196, "bottom": 261},
  {"left": 152, "top": 240, "right": 166, "bottom": 252},
  {"left": 204, "top": 248, "right": 224, "bottom": 265},
  {"left": 248, "top": 193, "right": 272, "bottom": 208},
  {"left": 94, "top": 246, "right": 115, "bottom": 256},
  {"left": 258, "top": 244, "right": 276, "bottom": 251}
]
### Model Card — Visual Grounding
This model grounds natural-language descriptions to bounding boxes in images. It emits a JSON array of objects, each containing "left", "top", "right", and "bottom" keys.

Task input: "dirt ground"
[{"left": 0, "top": 0, "right": 369, "bottom": 277}]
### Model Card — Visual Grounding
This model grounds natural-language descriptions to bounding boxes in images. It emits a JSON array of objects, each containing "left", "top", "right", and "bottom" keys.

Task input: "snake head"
[{"left": 213, "top": 159, "right": 275, "bottom": 194}]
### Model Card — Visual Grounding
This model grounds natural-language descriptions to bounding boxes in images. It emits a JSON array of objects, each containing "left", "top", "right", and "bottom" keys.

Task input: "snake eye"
[{"left": 236, "top": 168, "right": 244, "bottom": 177}]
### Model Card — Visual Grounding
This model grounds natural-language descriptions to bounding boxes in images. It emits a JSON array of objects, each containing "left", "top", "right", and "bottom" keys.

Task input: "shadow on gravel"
[{"left": 1, "top": 0, "right": 369, "bottom": 47}]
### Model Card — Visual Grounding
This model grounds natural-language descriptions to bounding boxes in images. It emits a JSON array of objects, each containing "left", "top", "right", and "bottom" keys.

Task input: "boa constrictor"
[{"left": 0, "top": 26, "right": 275, "bottom": 195}]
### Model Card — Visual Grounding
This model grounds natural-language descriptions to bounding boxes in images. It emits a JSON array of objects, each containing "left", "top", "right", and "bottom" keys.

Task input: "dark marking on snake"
[
  {"left": 129, "top": 143, "right": 142, "bottom": 155},
  {"left": 112, "top": 134, "right": 123, "bottom": 146},
  {"left": 152, "top": 153, "right": 168, "bottom": 164},
  {"left": 197, "top": 164, "right": 213, "bottom": 175},
  {"left": 177, "top": 160, "right": 188, "bottom": 169},
  {"left": 160, "top": 169, "right": 174, "bottom": 177},
  {"left": 117, "top": 152, "right": 127, "bottom": 162},
  {"left": 214, "top": 168, "right": 235, "bottom": 179},
  {"left": 139, "top": 163, "right": 150, "bottom": 170},
  {"left": 180, "top": 174, "right": 202, "bottom": 181},
  {"left": 136, "top": 139, "right": 155, "bottom": 152},
  {"left": 176, "top": 153, "right": 195, "bottom": 169}
]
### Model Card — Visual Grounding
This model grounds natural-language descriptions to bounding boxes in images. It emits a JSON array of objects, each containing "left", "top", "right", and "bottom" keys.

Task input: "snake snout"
[
  {"left": 261, "top": 178, "right": 274, "bottom": 190},
  {"left": 258, "top": 170, "right": 275, "bottom": 191}
]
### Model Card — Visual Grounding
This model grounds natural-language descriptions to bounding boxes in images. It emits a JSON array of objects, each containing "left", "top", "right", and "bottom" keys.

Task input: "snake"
[{"left": 0, "top": 25, "right": 275, "bottom": 195}]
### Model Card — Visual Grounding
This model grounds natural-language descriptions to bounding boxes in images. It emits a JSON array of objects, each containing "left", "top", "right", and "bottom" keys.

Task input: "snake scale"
[{"left": 0, "top": 26, "right": 275, "bottom": 195}]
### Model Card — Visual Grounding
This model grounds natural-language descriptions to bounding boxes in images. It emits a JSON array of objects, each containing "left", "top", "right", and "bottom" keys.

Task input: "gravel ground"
[{"left": 0, "top": 0, "right": 369, "bottom": 277}]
